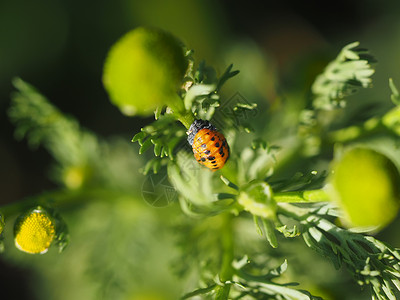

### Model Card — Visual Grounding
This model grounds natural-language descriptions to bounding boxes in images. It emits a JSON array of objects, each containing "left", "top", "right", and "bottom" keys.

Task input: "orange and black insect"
[{"left": 187, "top": 119, "right": 229, "bottom": 171}]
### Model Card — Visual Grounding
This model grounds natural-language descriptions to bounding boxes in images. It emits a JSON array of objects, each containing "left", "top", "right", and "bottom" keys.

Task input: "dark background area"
[{"left": 1, "top": 0, "right": 400, "bottom": 298}]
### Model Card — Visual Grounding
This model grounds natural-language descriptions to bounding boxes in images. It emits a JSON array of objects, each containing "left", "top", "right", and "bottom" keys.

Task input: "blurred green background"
[{"left": 2, "top": 0, "right": 400, "bottom": 299}]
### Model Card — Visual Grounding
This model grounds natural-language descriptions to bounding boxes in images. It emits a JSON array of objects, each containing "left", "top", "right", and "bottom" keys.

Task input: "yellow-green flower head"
[
  {"left": 329, "top": 147, "right": 400, "bottom": 229},
  {"left": 103, "top": 26, "right": 188, "bottom": 116},
  {"left": 14, "top": 207, "right": 56, "bottom": 254}
]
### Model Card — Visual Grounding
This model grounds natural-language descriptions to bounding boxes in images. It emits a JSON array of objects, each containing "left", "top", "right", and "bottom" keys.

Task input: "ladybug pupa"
[{"left": 187, "top": 119, "right": 229, "bottom": 171}]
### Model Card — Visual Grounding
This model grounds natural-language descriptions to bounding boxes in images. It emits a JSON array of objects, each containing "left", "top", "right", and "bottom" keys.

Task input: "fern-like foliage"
[
  {"left": 8, "top": 78, "right": 97, "bottom": 167},
  {"left": 382, "top": 79, "right": 400, "bottom": 136},
  {"left": 182, "top": 60, "right": 240, "bottom": 120},
  {"left": 214, "top": 99, "right": 258, "bottom": 135},
  {"left": 312, "top": 41, "right": 376, "bottom": 110},
  {"left": 232, "top": 258, "right": 323, "bottom": 300},
  {"left": 389, "top": 78, "right": 400, "bottom": 106},
  {"left": 132, "top": 114, "right": 186, "bottom": 174},
  {"left": 278, "top": 202, "right": 400, "bottom": 300},
  {"left": 8, "top": 78, "right": 101, "bottom": 188},
  {"left": 8, "top": 78, "right": 140, "bottom": 190},
  {"left": 182, "top": 258, "right": 323, "bottom": 300}
]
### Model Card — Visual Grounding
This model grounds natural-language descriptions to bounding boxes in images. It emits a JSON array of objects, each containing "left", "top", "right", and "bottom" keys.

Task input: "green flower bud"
[
  {"left": 103, "top": 27, "right": 188, "bottom": 116},
  {"left": 0, "top": 214, "right": 4, "bottom": 253},
  {"left": 329, "top": 148, "right": 400, "bottom": 229},
  {"left": 62, "top": 165, "right": 89, "bottom": 189},
  {"left": 238, "top": 180, "right": 276, "bottom": 219},
  {"left": 0, "top": 214, "right": 4, "bottom": 235}
]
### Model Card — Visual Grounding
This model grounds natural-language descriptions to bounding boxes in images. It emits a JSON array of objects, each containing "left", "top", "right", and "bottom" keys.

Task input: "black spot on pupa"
[
  {"left": 201, "top": 144, "right": 207, "bottom": 148},
  {"left": 207, "top": 156, "right": 215, "bottom": 160},
  {"left": 211, "top": 160, "right": 216, "bottom": 164},
  {"left": 204, "top": 150, "right": 211, "bottom": 155},
  {"left": 211, "top": 136, "right": 215, "bottom": 141},
  {"left": 221, "top": 152, "right": 225, "bottom": 157},
  {"left": 215, "top": 142, "right": 220, "bottom": 147},
  {"left": 201, "top": 157, "right": 206, "bottom": 162}
]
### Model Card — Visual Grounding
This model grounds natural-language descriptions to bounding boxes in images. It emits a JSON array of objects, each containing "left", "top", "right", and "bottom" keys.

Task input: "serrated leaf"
[
  {"left": 215, "top": 193, "right": 236, "bottom": 200},
  {"left": 389, "top": 78, "right": 400, "bottom": 106},
  {"left": 257, "top": 282, "right": 319, "bottom": 300},
  {"left": 9, "top": 78, "right": 102, "bottom": 171},
  {"left": 217, "top": 64, "right": 240, "bottom": 91},
  {"left": 152, "top": 159, "right": 162, "bottom": 174},
  {"left": 311, "top": 42, "right": 375, "bottom": 110},
  {"left": 161, "top": 146, "right": 169, "bottom": 158},
  {"left": 262, "top": 218, "right": 278, "bottom": 248},
  {"left": 220, "top": 175, "right": 239, "bottom": 190},
  {"left": 234, "top": 102, "right": 257, "bottom": 110},
  {"left": 142, "top": 159, "right": 154, "bottom": 175},
  {"left": 139, "top": 138, "right": 153, "bottom": 154},
  {"left": 253, "top": 216, "right": 263, "bottom": 236},
  {"left": 184, "top": 84, "right": 216, "bottom": 110},
  {"left": 153, "top": 140, "right": 162, "bottom": 156},
  {"left": 131, "top": 131, "right": 146, "bottom": 142},
  {"left": 180, "top": 284, "right": 216, "bottom": 299},
  {"left": 154, "top": 106, "right": 162, "bottom": 120},
  {"left": 167, "top": 136, "right": 184, "bottom": 158},
  {"left": 276, "top": 225, "right": 301, "bottom": 238}
]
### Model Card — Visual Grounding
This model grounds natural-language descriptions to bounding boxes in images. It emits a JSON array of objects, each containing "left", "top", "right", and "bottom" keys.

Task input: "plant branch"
[
  {"left": 215, "top": 213, "right": 234, "bottom": 300},
  {"left": 0, "top": 188, "right": 140, "bottom": 219},
  {"left": 274, "top": 189, "right": 330, "bottom": 203},
  {"left": 327, "top": 117, "right": 382, "bottom": 143},
  {"left": 177, "top": 110, "right": 194, "bottom": 129}
]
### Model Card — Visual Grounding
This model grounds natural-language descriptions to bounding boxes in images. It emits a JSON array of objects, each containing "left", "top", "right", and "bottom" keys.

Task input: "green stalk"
[
  {"left": 214, "top": 213, "right": 234, "bottom": 300},
  {"left": 0, "top": 188, "right": 139, "bottom": 219},
  {"left": 177, "top": 110, "right": 194, "bottom": 129},
  {"left": 274, "top": 189, "right": 330, "bottom": 203},
  {"left": 327, "top": 117, "right": 381, "bottom": 143},
  {"left": 167, "top": 94, "right": 194, "bottom": 129}
]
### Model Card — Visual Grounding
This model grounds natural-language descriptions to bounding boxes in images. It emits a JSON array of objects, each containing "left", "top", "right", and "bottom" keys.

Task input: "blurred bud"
[
  {"left": 328, "top": 148, "right": 400, "bottom": 229},
  {"left": 103, "top": 26, "right": 188, "bottom": 116},
  {"left": 238, "top": 180, "right": 276, "bottom": 219},
  {"left": 14, "top": 206, "right": 68, "bottom": 254},
  {"left": 0, "top": 213, "right": 4, "bottom": 235},
  {"left": 0, "top": 214, "right": 4, "bottom": 252},
  {"left": 63, "top": 165, "right": 87, "bottom": 189}
]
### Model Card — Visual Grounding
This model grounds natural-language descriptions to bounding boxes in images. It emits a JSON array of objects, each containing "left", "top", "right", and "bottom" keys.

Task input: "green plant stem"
[
  {"left": 274, "top": 189, "right": 330, "bottom": 203},
  {"left": 177, "top": 110, "right": 194, "bottom": 129},
  {"left": 327, "top": 117, "right": 381, "bottom": 143},
  {"left": 0, "top": 188, "right": 138, "bottom": 219},
  {"left": 167, "top": 94, "right": 194, "bottom": 129},
  {"left": 215, "top": 213, "right": 234, "bottom": 300}
]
